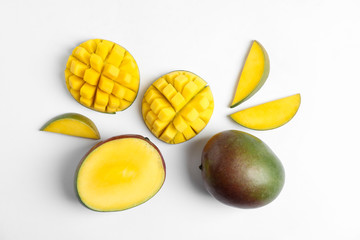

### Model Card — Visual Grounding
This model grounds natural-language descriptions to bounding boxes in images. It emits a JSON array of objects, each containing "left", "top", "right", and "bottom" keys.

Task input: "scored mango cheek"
[
  {"left": 142, "top": 71, "right": 214, "bottom": 144},
  {"left": 65, "top": 39, "right": 140, "bottom": 113}
]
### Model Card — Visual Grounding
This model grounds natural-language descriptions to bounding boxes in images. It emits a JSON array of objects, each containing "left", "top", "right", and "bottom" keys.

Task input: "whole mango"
[{"left": 200, "top": 130, "right": 285, "bottom": 208}]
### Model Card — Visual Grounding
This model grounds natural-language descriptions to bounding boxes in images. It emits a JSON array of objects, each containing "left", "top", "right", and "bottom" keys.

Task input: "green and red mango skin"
[{"left": 201, "top": 130, "right": 284, "bottom": 208}]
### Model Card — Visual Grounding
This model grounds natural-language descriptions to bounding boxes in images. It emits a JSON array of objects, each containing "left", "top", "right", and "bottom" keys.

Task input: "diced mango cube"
[
  {"left": 146, "top": 111, "right": 157, "bottom": 126},
  {"left": 65, "top": 68, "right": 73, "bottom": 81},
  {"left": 101, "top": 40, "right": 114, "bottom": 50},
  {"left": 119, "top": 99, "right": 131, "bottom": 110},
  {"left": 144, "top": 87, "right": 161, "bottom": 104},
  {"left": 69, "top": 75, "right": 84, "bottom": 90},
  {"left": 95, "top": 89, "right": 109, "bottom": 106},
  {"left": 190, "top": 118, "right": 206, "bottom": 133},
  {"left": 109, "top": 94, "right": 121, "bottom": 108},
  {"left": 106, "top": 106, "right": 117, "bottom": 113},
  {"left": 152, "top": 119, "right": 168, "bottom": 136},
  {"left": 106, "top": 45, "right": 125, "bottom": 67},
  {"left": 200, "top": 109, "right": 213, "bottom": 122},
  {"left": 80, "top": 83, "right": 96, "bottom": 99},
  {"left": 119, "top": 55, "right": 137, "bottom": 73},
  {"left": 84, "top": 68, "right": 100, "bottom": 85},
  {"left": 142, "top": 102, "right": 151, "bottom": 118},
  {"left": 124, "top": 88, "right": 136, "bottom": 102},
  {"left": 70, "top": 89, "right": 80, "bottom": 101},
  {"left": 182, "top": 81, "right": 198, "bottom": 100},
  {"left": 70, "top": 60, "right": 88, "bottom": 78},
  {"left": 93, "top": 103, "right": 106, "bottom": 112},
  {"left": 80, "top": 96, "right": 93, "bottom": 107},
  {"left": 170, "top": 92, "right": 186, "bottom": 111},
  {"left": 115, "top": 71, "right": 131, "bottom": 85},
  {"left": 153, "top": 78, "right": 168, "bottom": 91},
  {"left": 158, "top": 107, "right": 176, "bottom": 122},
  {"left": 173, "top": 116, "right": 188, "bottom": 133},
  {"left": 194, "top": 96, "right": 210, "bottom": 112},
  {"left": 165, "top": 72, "right": 179, "bottom": 84},
  {"left": 162, "top": 84, "right": 177, "bottom": 101},
  {"left": 150, "top": 98, "right": 168, "bottom": 114},
  {"left": 173, "top": 133, "right": 186, "bottom": 144},
  {"left": 184, "top": 72, "right": 196, "bottom": 81},
  {"left": 112, "top": 83, "right": 126, "bottom": 98},
  {"left": 80, "top": 39, "right": 97, "bottom": 53},
  {"left": 193, "top": 77, "right": 207, "bottom": 89},
  {"left": 183, "top": 126, "right": 196, "bottom": 140},
  {"left": 160, "top": 124, "right": 177, "bottom": 143},
  {"left": 73, "top": 47, "right": 91, "bottom": 65},
  {"left": 98, "top": 75, "right": 114, "bottom": 94},
  {"left": 66, "top": 55, "right": 76, "bottom": 69},
  {"left": 95, "top": 42, "right": 110, "bottom": 60},
  {"left": 182, "top": 107, "right": 199, "bottom": 122},
  {"left": 90, "top": 54, "right": 103, "bottom": 72},
  {"left": 103, "top": 64, "right": 120, "bottom": 80},
  {"left": 174, "top": 74, "right": 189, "bottom": 92}
]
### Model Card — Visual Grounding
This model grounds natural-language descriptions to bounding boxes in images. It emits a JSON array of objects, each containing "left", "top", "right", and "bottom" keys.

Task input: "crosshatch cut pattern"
[
  {"left": 142, "top": 71, "right": 214, "bottom": 144},
  {"left": 65, "top": 39, "right": 140, "bottom": 113}
]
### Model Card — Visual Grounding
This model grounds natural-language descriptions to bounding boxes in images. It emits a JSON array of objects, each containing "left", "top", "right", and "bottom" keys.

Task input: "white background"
[{"left": 1, "top": 0, "right": 359, "bottom": 239}]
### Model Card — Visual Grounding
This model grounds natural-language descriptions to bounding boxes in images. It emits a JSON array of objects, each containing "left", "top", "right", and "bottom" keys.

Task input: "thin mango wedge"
[
  {"left": 40, "top": 113, "right": 100, "bottom": 139},
  {"left": 230, "top": 94, "right": 301, "bottom": 130},
  {"left": 230, "top": 40, "right": 270, "bottom": 108}
]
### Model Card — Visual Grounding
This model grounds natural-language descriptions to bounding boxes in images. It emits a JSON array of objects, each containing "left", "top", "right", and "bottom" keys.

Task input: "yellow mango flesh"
[
  {"left": 41, "top": 113, "right": 100, "bottom": 139},
  {"left": 142, "top": 71, "right": 214, "bottom": 144},
  {"left": 76, "top": 137, "right": 165, "bottom": 211},
  {"left": 65, "top": 39, "right": 140, "bottom": 113},
  {"left": 230, "top": 41, "right": 270, "bottom": 107},
  {"left": 230, "top": 93, "right": 301, "bottom": 130}
]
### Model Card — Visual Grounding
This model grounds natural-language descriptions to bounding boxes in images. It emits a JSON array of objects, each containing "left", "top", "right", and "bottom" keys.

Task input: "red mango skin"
[{"left": 201, "top": 130, "right": 285, "bottom": 209}]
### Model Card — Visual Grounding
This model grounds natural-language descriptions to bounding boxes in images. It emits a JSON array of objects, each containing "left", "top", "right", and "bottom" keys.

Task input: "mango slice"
[
  {"left": 76, "top": 135, "right": 166, "bottom": 211},
  {"left": 40, "top": 113, "right": 100, "bottom": 139},
  {"left": 142, "top": 71, "right": 214, "bottom": 144},
  {"left": 65, "top": 39, "right": 140, "bottom": 113},
  {"left": 230, "top": 40, "right": 270, "bottom": 108},
  {"left": 230, "top": 93, "right": 301, "bottom": 130}
]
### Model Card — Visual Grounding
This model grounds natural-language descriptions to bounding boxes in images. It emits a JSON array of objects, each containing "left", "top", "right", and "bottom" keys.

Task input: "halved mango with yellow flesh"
[
  {"left": 40, "top": 113, "right": 100, "bottom": 139},
  {"left": 230, "top": 93, "right": 301, "bottom": 130},
  {"left": 230, "top": 40, "right": 270, "bottom": 108},
  {"left": 76, "top": 135, "right": 166, "bottom": 211},
  {"left": 142, "top": 71, "right": 214, "bottom": 144},
  {"left": 65, "top": 39, "right": 140, "bottom": 113}
]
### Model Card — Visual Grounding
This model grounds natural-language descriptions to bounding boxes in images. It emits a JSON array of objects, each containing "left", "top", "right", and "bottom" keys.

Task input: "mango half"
[
  {"left": 76, "top": 135, "right": 166, "bottom": 212},
  {"left": 65, "top": 39, "right": 140, "bottom": 113},
  {"left": 142, "top": 71, "right": 214, "bottom": 144}
]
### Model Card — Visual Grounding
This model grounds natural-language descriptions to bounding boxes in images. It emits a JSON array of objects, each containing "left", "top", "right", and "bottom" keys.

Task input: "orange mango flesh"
[
  {"left": 230, "top": 41, "right": 270, "bottom": 108},
  {"left": 76, "top": 137, "right": 165, "bottom": 211},
  {"left": 40, "top": 113, "right": 100, "bottom": 139},
  {"left": 65, "top": 39, "right": 140, "bottom": 113},
  {"left": 142, "top": 71, "right": 214, "bottom": 144},
  {"left": 230, "top": 94, "right": 301, "bottom": 130}
]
